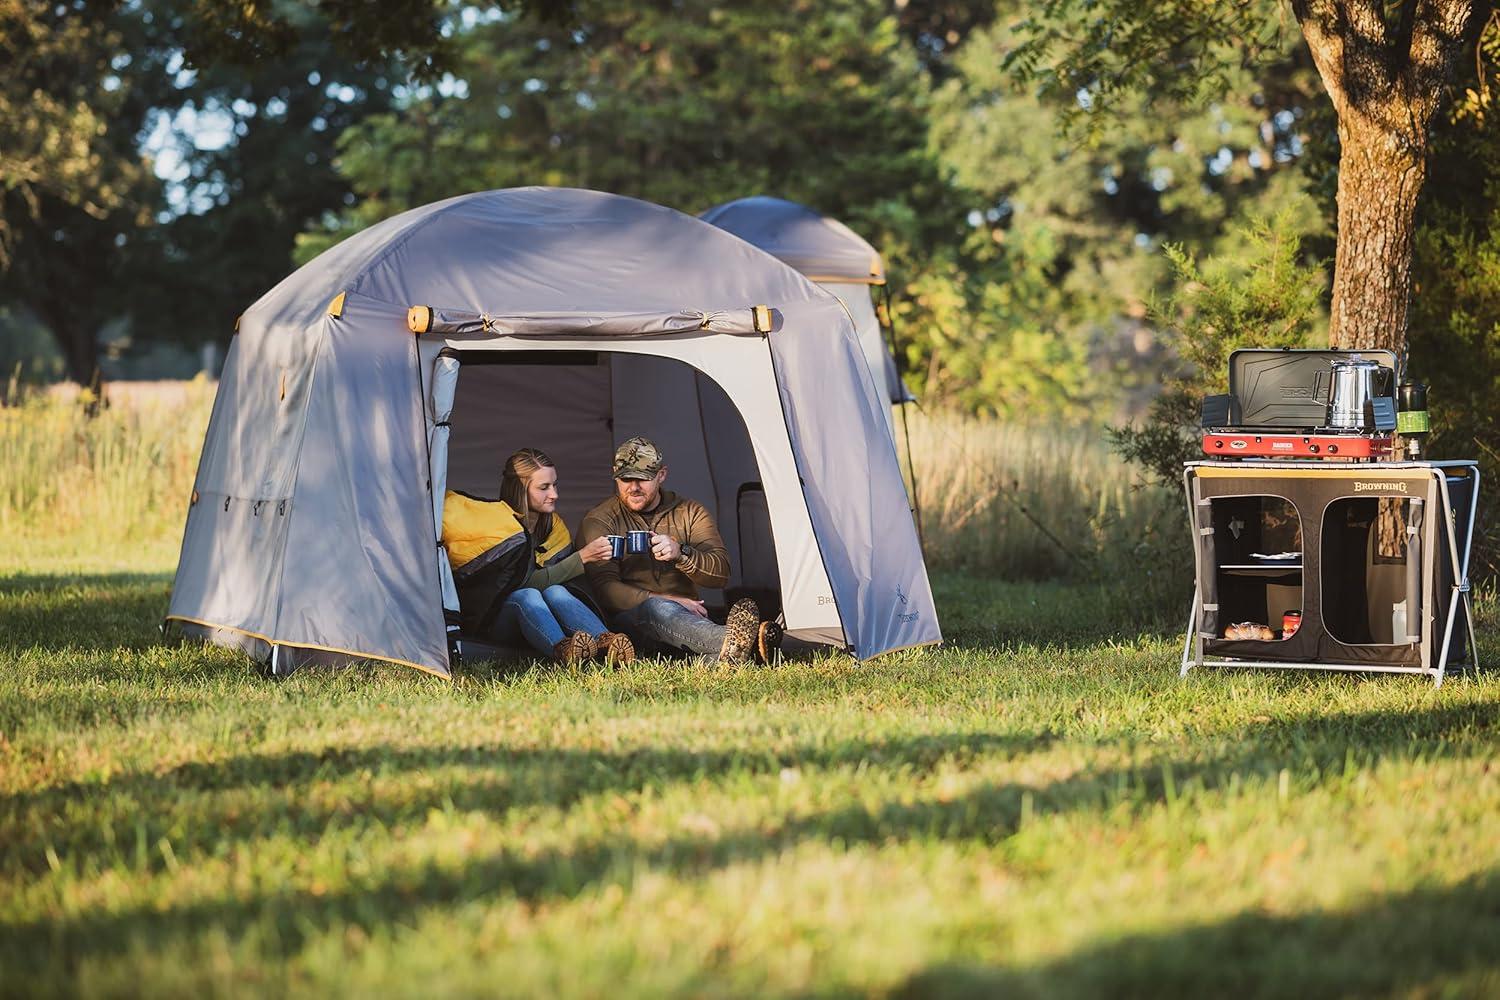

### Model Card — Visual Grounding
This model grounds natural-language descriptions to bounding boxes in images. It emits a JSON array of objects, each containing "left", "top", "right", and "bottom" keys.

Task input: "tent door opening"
[{"left": 431, "top": 348, "right": 782, "bottom": 631}]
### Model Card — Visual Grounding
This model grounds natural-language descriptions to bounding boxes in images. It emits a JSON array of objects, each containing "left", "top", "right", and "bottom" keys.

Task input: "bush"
[{"left": 1109, "top": 213, "right": 1328, "bottom": 487}]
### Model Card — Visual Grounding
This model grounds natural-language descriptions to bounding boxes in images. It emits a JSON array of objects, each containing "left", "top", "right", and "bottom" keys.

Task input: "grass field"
[
  {"left": 3, "top": 389, "right": 1499, "bottom": 997},
  {"left": 5, "top": 545, "right": 1499, "bottom": 996}
]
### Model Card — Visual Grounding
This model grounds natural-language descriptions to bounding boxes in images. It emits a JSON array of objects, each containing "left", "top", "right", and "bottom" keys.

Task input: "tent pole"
[{"left": 880, "top": 283, "right": 924, "bottom": 549}]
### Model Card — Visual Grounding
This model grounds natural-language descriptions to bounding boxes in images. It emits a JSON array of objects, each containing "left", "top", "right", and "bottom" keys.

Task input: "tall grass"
[
  {"left": 0, "top": 381, "right": 1184, "bottom": 596},
  {"left": 904, "top": 409, "right": 1185, "bottom": 585},
  {"left": 0, "top": 379, "right": 214, "bottom": 547}
]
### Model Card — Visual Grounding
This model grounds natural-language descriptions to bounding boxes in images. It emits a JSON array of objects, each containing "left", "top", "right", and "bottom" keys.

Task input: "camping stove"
[
  {"left": 1201, "top": 430, "right": 1394, "bottom": 460},
  {"left": 1199, "top": 348, "right": 1401, "bottom": 463}
]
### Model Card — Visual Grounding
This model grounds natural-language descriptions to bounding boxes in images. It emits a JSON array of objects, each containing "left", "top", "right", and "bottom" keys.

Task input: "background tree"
[
  {"left": 0, "top": 1, "right": 167, "bottom": 383},
  {"left": 1006, "top": 0, "right": 1491, "bottom": 359},
  {"left": 0, "top": 0, "right": 397, "bottom": 383}
]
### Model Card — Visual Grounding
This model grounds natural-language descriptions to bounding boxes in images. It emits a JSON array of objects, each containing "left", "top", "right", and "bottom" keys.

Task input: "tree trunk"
[
  {"left": 56, "top": 323, "right": 100, "bottom": 388},
  {"left": 1293, "top": 0, "right": 1484, "bottom": 362},
  {"left": 32, "top": 300, "right": 100, "bottom": 388},
  {"left": 1327, "top": 114, "right": 1425, "bottom": 357}
]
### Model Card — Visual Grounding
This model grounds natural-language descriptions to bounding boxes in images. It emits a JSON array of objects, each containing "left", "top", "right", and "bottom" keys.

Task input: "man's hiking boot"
[
  {"left": 755, "top": 620, "right": 783, "bottom": 665},
  {"left": 552, "top": 631, "right": 597, "bottom": 663},
  {"left": 595, "top": 631, "right": 636, "bottom": 666},
  {"left": 719, "top": 597, "right": 760, "bottom": 664}
]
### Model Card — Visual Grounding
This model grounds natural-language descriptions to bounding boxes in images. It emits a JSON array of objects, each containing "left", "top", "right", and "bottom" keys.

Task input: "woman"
[{"left": 443, "top": 448, "right": 634, "bottom": 664}]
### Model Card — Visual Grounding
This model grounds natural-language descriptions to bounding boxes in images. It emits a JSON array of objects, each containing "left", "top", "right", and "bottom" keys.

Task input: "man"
[{"left": 581, "top": 436, "right": 779, "bottom": 663}]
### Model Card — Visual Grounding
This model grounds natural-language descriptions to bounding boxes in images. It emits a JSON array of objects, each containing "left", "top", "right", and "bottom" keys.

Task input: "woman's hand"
[{"left": 578, "top": 536, "right": 615, "bottom": 565}]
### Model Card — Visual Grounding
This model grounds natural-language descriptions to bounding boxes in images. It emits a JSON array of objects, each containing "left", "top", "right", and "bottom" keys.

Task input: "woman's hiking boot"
[
  {"left": 719, "top": 598, "right": 760, "bottom": 664},
  {"left": 552, "top": 631, "right": 597, "bottom": 663},
  {"left": 595, "top": 631, "right": 635, "bottom": 666}
]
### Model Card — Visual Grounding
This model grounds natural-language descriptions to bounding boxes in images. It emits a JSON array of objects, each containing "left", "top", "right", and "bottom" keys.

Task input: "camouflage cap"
[{"left": 612, "top": 436, "right": 664, "bottom": 480}]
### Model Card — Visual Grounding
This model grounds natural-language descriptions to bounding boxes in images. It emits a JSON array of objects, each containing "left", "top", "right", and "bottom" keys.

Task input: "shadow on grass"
[
  {"left": 890, "top": 870, "right": 1500, "bottom": 998},
  {"left": 0, "top": 571, "right": 171, "bottom": 653},
  {"left": 0, "top": 729, "right": 1058, "bottom": 875},
  {"left": 2, "top": 701, "right": 1496, "bottom": 983}
]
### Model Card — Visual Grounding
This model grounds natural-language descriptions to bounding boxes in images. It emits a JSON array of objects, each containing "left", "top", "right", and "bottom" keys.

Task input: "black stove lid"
[{"left": 1227, "top": 348, "right": 1397, "bottom": 428}]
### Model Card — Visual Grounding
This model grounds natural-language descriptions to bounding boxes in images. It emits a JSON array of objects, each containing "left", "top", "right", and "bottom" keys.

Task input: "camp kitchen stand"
[{"left": 1182, "top": 461, "right": 1479, "bottom": 686}]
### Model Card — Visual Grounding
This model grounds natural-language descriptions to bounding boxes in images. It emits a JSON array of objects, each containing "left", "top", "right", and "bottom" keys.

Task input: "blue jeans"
[
  {"left": 491, "top": 585, "right": 607, "bottom": 654},
  {"left": 612, "top": 597, "right": 724, "bottom": 656}
]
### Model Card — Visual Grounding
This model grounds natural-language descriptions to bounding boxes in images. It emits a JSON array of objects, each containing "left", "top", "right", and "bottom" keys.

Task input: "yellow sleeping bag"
[
  {"left": 441, "top": 491, "right": 525, "bottom": 571},
  {"left": 440, "top": 491, "right": 574, "bottom": 571},
  {"left": 532, "top": 514, "right": 572, "bottom": 568}
]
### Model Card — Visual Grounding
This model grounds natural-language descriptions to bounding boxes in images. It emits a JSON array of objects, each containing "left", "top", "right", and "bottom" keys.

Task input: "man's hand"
[
  {"left": 650, "top": 532, "right": 681, "bottom": 562},
  {"left": 659, "top": 594, "right": 707, "bottom": 617},
  {"left": 577, "top": 536, "right": 615, "bottom": 565}
]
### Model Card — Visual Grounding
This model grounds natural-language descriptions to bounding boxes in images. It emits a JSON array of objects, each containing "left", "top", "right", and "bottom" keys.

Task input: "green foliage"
[
  {"left": 910, "top": 7, "right": 1324, "bottom": 417},
  {"left": 300, "top": 2, "right": 960, "bottom": 261},
  {"left": 0, "top": 1, "right": 151, "bottom": 268},
  {"left": 1001, "top": 0, "right": 1288, "bottom": 131},
  {"left": 1110, "top": 212, "right": 1327, "bottom": 486},
  {"left": 299, "top": 1, "right": 1336, "bottom": 421},
  {"left": 0, "top": 0, "right": 172, "bottom": 380},
  {"left": 168, "top": 0, "right": 453, "bottom": 80},
  {"left": 1405, "top": 13, "right": 1500, "bottom": 577},
  {"left": 134, "top": 9, "right": 401, "bottom": 353},
  {"left": 0, "top": 0, "right": 402, "bottom": 381}
]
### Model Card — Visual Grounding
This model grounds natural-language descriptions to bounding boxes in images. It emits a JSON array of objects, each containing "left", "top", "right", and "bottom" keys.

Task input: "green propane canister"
[{"left": 1397, "top": 380, "right": 1430, "bottom": 460}]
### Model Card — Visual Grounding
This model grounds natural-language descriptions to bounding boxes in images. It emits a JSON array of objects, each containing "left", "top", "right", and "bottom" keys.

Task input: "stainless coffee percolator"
[{"left": 1326, "top": 357, "right": 1392, "bottom": 430}]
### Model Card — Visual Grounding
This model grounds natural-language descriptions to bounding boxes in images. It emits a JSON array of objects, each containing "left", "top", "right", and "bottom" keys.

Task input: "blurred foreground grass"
[{"left": 2, "top": 384, "right": 1497, "bottom": 997}]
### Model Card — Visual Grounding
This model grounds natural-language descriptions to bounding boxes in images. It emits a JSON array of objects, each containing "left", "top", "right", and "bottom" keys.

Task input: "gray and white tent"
[
  {"left": 698, "top": 196, "right": 915, "bottom": 423},
  {"left": 166, "top": 187, "right": 940, "bottom": 678}
]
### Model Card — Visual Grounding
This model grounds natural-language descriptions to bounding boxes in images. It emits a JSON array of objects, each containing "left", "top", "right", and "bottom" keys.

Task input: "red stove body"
[{"left": 1201, "top": 431, "right": 1393, "bottom": 460}]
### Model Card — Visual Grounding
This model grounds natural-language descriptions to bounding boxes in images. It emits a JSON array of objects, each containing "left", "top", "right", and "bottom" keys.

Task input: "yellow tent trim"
[
  {"left": 804, "top": 274, "right": 886, "bottom": 286},
  {"left": 164, "top": 614, "right": 449, "bottom": 679},
  {"left": 327, "top": 291, "right": 347, "bottom": 318}
]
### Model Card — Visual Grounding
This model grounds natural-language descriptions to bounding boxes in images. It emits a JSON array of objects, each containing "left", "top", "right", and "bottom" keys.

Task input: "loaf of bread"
[{"left": 1224, "top": 622, "right": 1275, "bottom": 641}]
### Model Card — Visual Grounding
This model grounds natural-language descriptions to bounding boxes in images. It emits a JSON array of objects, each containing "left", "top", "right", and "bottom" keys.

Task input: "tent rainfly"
[
  {"left": 698, "top": 196, "right": 915, "bottom": 416},
  {"left": 166, "top": 187, "right": 941, "bottom": 678}
]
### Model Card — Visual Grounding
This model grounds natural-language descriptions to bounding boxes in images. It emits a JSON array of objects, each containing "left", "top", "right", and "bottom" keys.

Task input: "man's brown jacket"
[{"left": 579, "top": 489, "right": 730, "bottom": 614}]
